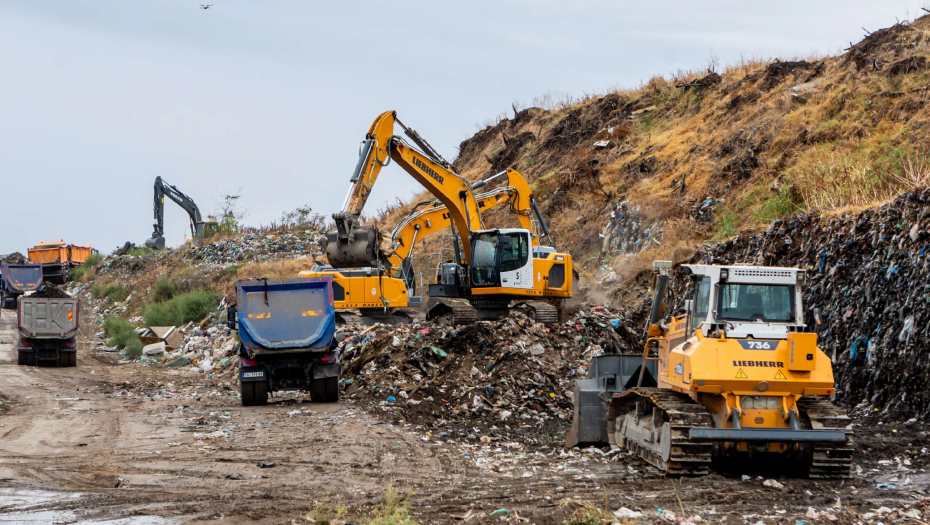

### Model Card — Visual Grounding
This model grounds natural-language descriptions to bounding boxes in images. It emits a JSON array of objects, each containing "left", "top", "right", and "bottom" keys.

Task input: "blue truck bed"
[
  {"left": 236, "top": 277, "right": 336, "bottom": 352},
  {"left": 1, "top": 264, "right": 44, "bottom": 309}
]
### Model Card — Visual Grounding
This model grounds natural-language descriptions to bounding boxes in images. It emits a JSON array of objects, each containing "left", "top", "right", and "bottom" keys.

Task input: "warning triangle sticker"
[
  {"left": 774, "top": 370, "right": 787, "bottom": 380},
  {"left": 735, "top": 368, "right": 748, "bottom": 379}
]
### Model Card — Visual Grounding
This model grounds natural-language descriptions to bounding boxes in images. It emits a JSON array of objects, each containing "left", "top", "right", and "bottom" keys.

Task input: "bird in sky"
[{"left": 199, "top": 4, "right": 212, "bottom": 9}]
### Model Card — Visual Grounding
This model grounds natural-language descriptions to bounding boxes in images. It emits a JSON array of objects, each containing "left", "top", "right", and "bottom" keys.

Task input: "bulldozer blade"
[
  {"left": 566, "top": 354, "right": 658, "bottom": 448},
  {"left": 325, "top": 224, "right": 381, "bottom": 268}
]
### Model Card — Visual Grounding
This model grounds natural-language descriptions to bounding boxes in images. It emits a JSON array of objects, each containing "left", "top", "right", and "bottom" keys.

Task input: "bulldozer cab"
[{"left": 683, "top": 264, "right": 806, "bottom": 340}]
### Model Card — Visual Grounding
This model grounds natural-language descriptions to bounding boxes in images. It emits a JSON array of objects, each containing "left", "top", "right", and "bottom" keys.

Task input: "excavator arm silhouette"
[{"left": 144, "top": 176, "right": 216, "bottom": 250}]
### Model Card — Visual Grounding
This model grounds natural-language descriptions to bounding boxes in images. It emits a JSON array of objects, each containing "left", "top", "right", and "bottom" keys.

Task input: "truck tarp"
[
  {"left": 236, "top": 278, "right": 336, "bottom": 351},
  {"left": 2, "top": 264, "right": 43, "bottom": 292},
  {"left": 18, "top": 297, "right": 79, "bottom": 338}
]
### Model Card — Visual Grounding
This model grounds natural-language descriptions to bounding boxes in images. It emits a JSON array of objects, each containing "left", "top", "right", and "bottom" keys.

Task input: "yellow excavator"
[
  {"left": 303, "top": 169, "right": 546, "bottom": 324},
  {"left": 567, "top": 261, "right": 853, "bottom": 477},
  {"left": 312, "top": 111, "right": 572, "bottom": 324}
]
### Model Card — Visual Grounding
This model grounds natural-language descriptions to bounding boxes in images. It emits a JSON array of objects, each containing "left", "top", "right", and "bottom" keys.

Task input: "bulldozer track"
[
  {"left": 609, "top": 388, "right": 714, "bottom": 476},
  {"left": 798, "top": 397, "right": 854, "bottom": 479}
]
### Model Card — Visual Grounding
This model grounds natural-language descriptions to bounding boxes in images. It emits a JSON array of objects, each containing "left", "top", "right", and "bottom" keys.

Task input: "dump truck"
[
  {"left": 68, "top": 244, "right": 96, "bottom": 266},
  {"left": 28, "top": 241, "right": 70, "bottom": 284},
  {"left": 227, "top": 277, "right": 340, "bottom": 406},
  {"left": 17, "top": 287, "right": 79, "bottom": 367},
  {"left": 567, "top": 261, "right": 853, "bottom": 478},
  {"left": 1, "top": 263, "right": 43, "bottom": 309}
]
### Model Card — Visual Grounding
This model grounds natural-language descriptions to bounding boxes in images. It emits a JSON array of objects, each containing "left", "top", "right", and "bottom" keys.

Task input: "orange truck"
[{"left": 27, "top": 241, "right": 96, "bottom": 284}]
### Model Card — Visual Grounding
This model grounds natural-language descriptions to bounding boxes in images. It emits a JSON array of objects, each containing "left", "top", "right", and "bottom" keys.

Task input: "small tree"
[
  {"left": 280, "top": 205, "right": 328, "bottom": 231},
  {"left": 208, "top": 189, "right": 248, "bottom": 236}
]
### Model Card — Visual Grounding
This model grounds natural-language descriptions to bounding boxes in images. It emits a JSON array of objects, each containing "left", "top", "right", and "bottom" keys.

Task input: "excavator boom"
[
  {"left": 387, "top": 169, "right": 545, "bottom": 272},
  {"left": 327, "top": 111, "right": 482, "bottom": 268}
]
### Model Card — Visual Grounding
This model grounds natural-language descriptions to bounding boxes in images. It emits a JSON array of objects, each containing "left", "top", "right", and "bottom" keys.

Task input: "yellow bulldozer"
[{"left": 567, "top": 261, "right": 853, "bottom": 477}]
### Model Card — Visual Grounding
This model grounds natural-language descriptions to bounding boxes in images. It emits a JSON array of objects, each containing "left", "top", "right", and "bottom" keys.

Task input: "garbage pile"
[
  {"left": 0, "top": 252, "right": 28, "bottom": 264},
  {"left": 599, "top": 201, "right": 662, "bottom": 255},
  {"left": 689, "top": 197, "right": 722, "bottom": 223},
  {"left": 31, "top": 284, "right": 71, "bottom": 299},
  {"left": 691, "top": 188, "right": 930, "bottom": 421},
  {"left": 182, "top": 230, "right": 325, "bottom": 269},
  {"left": 338, "top": 307, "right": 644, "bottom": 447}
]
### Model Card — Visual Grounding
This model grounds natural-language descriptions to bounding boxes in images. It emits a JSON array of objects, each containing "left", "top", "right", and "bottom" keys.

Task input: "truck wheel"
[
  {"left": 25, "top": 352, "right": 36, "bottom": 366},
  {"left": 324, "top": 377, "right": 339, "bottom": 403},
  {"left": 58, "top": 352, "right": 69, "bottom": 367},
  {"left": 254, "top": 381, "right": 269, "bottom": 406},
  {"left": 310, "top": 379, "right": 324, "bottom": 403},
  {"left": 241, "top": 382, "right": 255, "bottom": 406},
  {"left": 68, "top": 352, "right": 77, "bottom": 367},
  {"left": 17, "top": 351, "right": 25, "bottom": 366}
]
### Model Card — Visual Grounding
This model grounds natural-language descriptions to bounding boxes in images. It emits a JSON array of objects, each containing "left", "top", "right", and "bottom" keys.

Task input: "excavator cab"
[{"left": 468, "top": 229, "right": 533, "bottom": 290}]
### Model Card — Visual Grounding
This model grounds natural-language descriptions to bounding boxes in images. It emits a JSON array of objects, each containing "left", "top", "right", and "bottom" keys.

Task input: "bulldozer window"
[
  {"left": 717, "top": 283, "right": 795, "bottom": 323},
  {"left": 691, "top": 277, "right": 711, "bottom": 331}
]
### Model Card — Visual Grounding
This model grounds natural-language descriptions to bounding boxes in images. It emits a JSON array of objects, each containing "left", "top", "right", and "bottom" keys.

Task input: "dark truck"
[
  {"left": 227, "top": 277, "right": 340, "bottom": 406},
  {"left": 17, "top": 289, "right": 79, "bottom": 367},
  {"left": 1, "top": 263, "right": 43, "bottom": 309}
]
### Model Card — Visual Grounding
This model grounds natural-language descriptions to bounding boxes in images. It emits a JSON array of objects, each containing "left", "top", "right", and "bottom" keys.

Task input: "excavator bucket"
[
  {"left": 566, "top": 354, "right": 658, "bottom": 448},
  {"left": 325, "top": 223, "right": 382, "bottom": 268},
  {"left": 145, "top": 235, "right": 166, "bottom": 251}
]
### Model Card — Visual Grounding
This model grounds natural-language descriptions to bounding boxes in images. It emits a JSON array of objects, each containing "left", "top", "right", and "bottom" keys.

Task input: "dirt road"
[{"left": 1, "top": 308, "right": 928, "bottom": 524}]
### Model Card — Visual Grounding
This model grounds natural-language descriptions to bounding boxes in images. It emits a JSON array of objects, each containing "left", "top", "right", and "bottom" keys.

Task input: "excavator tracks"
[
  {"left": 609, "top": 388, "right": 714, "bottom": 476},
  {"left": 515, "top": 301, "right": 560, "bottom": 325},
  {"left": 426, "top": 298, "right": 477, "bottom": 326},
  {"left": 798, "top": 398, "right": 854, "bottom": 479}
]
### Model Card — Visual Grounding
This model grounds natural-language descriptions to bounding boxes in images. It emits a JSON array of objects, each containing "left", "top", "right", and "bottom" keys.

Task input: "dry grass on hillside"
[{"left": 372, "top": 15, "right": 930, "bottom": 288}]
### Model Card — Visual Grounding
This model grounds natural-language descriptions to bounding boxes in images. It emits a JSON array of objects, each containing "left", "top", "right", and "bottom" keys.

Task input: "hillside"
[{"left": 381, "top": 16, "right": 930, "bottom": 298}]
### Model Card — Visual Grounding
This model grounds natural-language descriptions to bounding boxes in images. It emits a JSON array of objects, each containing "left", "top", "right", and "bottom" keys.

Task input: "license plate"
[{"left": 242, "top": 371, "right": 264, "bottom": 378}]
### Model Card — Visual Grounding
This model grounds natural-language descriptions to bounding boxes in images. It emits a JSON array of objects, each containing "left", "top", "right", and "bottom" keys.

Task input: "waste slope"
[{"left": 339, "top": 308, "right": 643, "bottom": 446}]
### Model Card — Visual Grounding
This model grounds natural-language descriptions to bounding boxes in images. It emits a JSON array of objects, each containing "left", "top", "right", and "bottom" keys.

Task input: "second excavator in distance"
[
  {"left": 144, "top": 176, "right": 218, "bottom": 250},
  {"left": 315, "top": 110, "right": 573, "bottom": 325}
]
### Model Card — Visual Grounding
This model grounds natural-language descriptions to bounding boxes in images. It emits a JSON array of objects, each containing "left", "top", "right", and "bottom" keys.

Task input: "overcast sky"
[{"left": 0, "top": 1, "right": 918, "bottom": 254}]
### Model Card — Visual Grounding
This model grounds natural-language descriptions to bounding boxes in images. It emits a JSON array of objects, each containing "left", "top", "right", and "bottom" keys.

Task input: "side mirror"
[
  {"left": 227, "top": 304, "right": 238, "bottom": 330},
  {"left": 813, "top": 308, "right": 821, "bottom": 326}
]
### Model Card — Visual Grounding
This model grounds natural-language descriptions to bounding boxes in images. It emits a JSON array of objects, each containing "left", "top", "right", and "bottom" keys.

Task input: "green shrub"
[
  {"left": 68, "top": 266, "right": 87, "bottom": 282},
  {"left": 715, "top": 210, "right": 740, "bottom": 239},
  {"left": 144, "top": 289, "right": 220, "bottom": 327},
  {"left": 754, "top": 187, "right": 803, "bottom": 222},
  {"left": 153, "top": 278, "right": 177, "bottom": 302},
  {"left": 84, "top": 252, "right": 104, "bottom": 268},
  {"left": 103, "top": 316, "right": 143, "bottom": 358},
  {"left": 93, "top": 283, "right": 129, "bottom": 302},
  {"left": 127, "top": 247, "right": 154, "bottom": 257}
]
